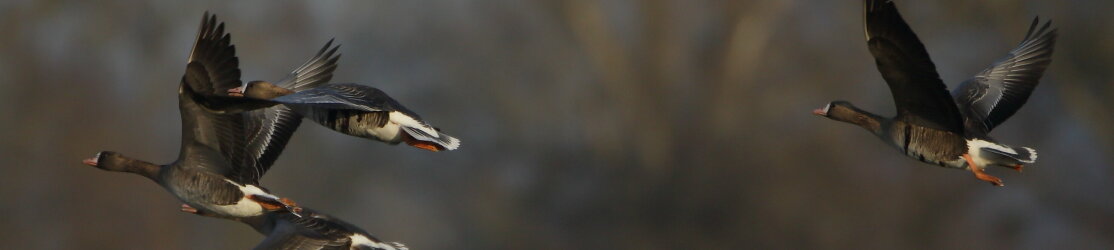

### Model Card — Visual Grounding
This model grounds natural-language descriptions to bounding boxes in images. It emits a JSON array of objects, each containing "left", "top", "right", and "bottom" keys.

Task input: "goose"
[
  {"left": 83, "top": 12, "right": 340, "bottom": 218},
  {"left": 814, "top": 0, "right": 1056, "bottom": 186},
  {"left": 181, "top": 206, "right": 408, "bottom": 250},
  {"left": 228, "top": 82, "right": 461, "bottom": 152}
]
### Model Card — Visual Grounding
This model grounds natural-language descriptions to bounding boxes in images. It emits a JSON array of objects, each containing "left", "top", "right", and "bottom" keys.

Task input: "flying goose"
[
  {"left": 83, "top": 12, "right": 340, "bottom": 219},
  {"left": 814, "top": 0, "right": 1055, "bottom": 186},
  {"left": 181, "top": 206, "right": 408, "bottom": 250},
  {"left": 229, "top": 82, "right": 461, "bottom": 152}
]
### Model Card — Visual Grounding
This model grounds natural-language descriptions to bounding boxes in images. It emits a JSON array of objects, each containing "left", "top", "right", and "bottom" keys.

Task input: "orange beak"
[{"left": 812, "top": 108, "right": 827, "bottom": 116}]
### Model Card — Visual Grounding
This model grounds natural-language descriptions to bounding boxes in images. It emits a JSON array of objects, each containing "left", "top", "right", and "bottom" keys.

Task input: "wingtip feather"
[{"left": 441, "top": 135, "right": 461, "bottom": 151}]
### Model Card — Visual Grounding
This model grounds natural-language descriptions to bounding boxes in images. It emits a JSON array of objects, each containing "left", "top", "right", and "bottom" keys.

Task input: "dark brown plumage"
[
  {"left": 815, "top": 0, "right": 1052, "bottom": 186},
  {"left": 231, "top": 82, "right": 462, "bottom": 152},
  {"left": 82, "top": 12, "right": 340, "bottom": 223}
]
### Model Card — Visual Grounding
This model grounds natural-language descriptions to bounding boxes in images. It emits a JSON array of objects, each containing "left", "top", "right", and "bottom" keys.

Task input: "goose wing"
[
  {"left": 240, "top": 41, "right": 341, "bottom": 183},
  {"left": 271, "top": 83, "right": 461, "bottom": 151},
  {"left": 864, "top": 0, "right": 963, "bottom": 133},
  {"left": 271, "top": 39, "right": 342, "bottom": 91},
  {"left": 245, "top": 208, "right": 407, "bottom": 250},
  {"left": 254, "top": 210, "right": 357, "bottom": 250},
  {"left": 953, "top": 18, "right": 1056, "bottom": 133},
  {"left": 254, "top": 231, "right": 349, "bottom": 250},
  {"left": 177, "top": 12, "right": 254, "bottom": 181},
  {"left": 269, "top": 83, "right": 406, "bottom": 114}
]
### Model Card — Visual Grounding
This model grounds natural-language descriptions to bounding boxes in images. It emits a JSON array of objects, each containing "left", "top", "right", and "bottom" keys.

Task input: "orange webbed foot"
[
  {"left": 279, "top": 197, "right": 302, "bottom": 214},
  {"left": 1011, "top": 164, "right": 1023, "bottom": 173},
  {"left": 180, "top": 204, "right": 199, "bottom": 214},
  {"left": 964, "top": 154, "right": 1004, "bottom": 187},
  {"left": 408, "top": 142, "right": 441, "bottom": 152},
  {"left": 247, "top": 195, "right": 284, "bottom": 211},
  {"left": 974, "top": 171, "right": 1004, "bottom": 186},
  {"left": 402, "top": 133, "right": 443, "bottom": 152}
]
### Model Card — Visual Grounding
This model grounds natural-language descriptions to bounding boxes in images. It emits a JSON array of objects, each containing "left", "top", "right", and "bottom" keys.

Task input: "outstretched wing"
[
  {"left": 254, "top": 231, "right": 350, "bottom": 250},
  {"left": 953, "top": 18, "right": 1056, "bottom": 133},
  {"left": 272, "top": 83, "right": 461, "bottom": 151},
  {"left": 287, "top": 209, "right": 409, "bottom": 250},
  {"left": 183, "top": 12, "right": 243, "bottom": 98},
  {"left": 254, "top": 209, "right": 408, "bottom": 250},
  {"left": 270, "top": 84, "right": 406, "bottom": 114},
  {"left": 178, "top": 12, "right": 253, "bottom": 180},
  {"left": 272, "top": 39, "right": 342, "bottom": 90},
  {"left": 864, "top": 0, "right": 963, "bottom": 134},
  {"left": 240, "top": 41, "right": 342, "bottom": 183}
]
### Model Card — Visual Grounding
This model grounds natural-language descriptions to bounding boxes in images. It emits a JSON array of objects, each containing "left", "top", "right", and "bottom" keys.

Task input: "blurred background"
[{"left": 2, "top": 0, "right": 1113, "bottom": 249}]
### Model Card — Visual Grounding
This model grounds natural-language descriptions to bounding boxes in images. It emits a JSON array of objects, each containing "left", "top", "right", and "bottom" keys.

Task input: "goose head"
[
  {"left": 243, "top": 81, "right": 295, "bottom": 99},
  {"left": 82, "top": 151, "right": 160, "bottom": 180},
  {"left": 814, "top": 101, "right": 885, "bottom": 134}
]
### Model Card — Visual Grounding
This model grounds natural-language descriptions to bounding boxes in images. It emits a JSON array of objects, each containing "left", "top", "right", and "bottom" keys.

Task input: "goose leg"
[
  {"left": 180, "top": 204, "right": 199, "bottom": 214},
  {"left": 248, "top": 195, "right": 304, "bottom": 216},
  {"left": 1010, "top": 164, "right": 1023, "bottom": 173},
  {"left": 279, "top": 197, "right": 303, "bottom": 214},
  {"left": 179, "top": 203, "right": 197, "bottom": 213},
  {"left": 180, "top": 204, "right": 218, "bottom": 218},
  {"left": 964, "top": 154, "right": 1003, "bottom": 186},
  {"left": 402, "top": 133, "right": 442, "bottom": 152}
]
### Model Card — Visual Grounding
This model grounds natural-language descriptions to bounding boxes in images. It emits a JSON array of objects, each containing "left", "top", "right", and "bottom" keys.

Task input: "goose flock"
[
  {"left": 83, "top": 12, "right": 459, "bottom": 249},
  {"left": 82, "top": 0, "right": 1057, "bottom": 248}
]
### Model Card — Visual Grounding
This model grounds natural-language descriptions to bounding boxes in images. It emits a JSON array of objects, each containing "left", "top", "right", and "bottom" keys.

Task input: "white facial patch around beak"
[{"left": 813, "top": 103, "right": 832, "bottom": 116}]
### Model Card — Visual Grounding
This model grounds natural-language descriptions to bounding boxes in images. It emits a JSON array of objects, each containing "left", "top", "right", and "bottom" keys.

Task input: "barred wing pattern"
[{"left": 953, "top": 18, "right": 1057, "bottom": 134}]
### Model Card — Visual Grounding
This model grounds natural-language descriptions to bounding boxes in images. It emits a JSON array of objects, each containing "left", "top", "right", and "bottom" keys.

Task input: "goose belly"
[
  {"left": 889, "top": 124, "right": 967, "bottom": 169},
  {"left": 193, "top": 197, "right": 266, "bottom": 217},
  {"left": 901, "top": 148, "right": 964, "bottom": 169},
  {"left": 925, "top": 144, "right": 998, "bottom": 171},
  {"left": 299, "top": 107, "right": 403, "bottom": 143},
  {"left": 163, "top": 175, "right": 269, "bottom": 218},
  {"left": 164, "top": 188, "right": 266, "bottom": 218},
  {"left": 942, "top": 157, "right": 969, "bottom": 169},
  {"left": 360, "top": 122, "right": 403, "bottom": 143}
]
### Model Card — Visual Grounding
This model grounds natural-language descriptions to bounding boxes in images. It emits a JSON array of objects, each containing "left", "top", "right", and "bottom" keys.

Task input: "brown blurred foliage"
[{"left": 1, "top": 0, "right": 1112, "bottom": 249}]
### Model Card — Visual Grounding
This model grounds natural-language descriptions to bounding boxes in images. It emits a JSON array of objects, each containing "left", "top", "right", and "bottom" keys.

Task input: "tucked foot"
[
  {"left": 248, "top": 195, "right": 284, "bottom": 211},
  {"left": 180, "top": 204, "right": 199, "bottom": 214},
  {"left": 973, "top": 171, "right": 1004, "bottom": 186},
  {"left": 407, "top": 141, "right": 441, "bottom": 152},
  {"left": 249, "top": 195, "right": 304, "bottom": 216},
  {"left": 1010, "top": 164, "right": 1024, "bottom": 173},
  {"left": 279, "top": 198, "right": 299, "bottom": 210},
  {"left": 280, "top": 197, "right": 304, "bottom": 217},
  {"left": 227, "top": 87, "right": 245, "bottom": 97},
  {"left": 964, "top": 153, "right": 1004, "bottom": 187},
  {"left": 402, "top": 133, "right": 443, "bottom": 152}
]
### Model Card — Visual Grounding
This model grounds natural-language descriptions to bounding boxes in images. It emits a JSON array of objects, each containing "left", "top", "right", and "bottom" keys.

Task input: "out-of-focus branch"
[
  {"left": 706, "top": 2, "right": 790, "bottom": 135},
  {"left": 561, "top": 0, "right": 676, "bottom": 173}
]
